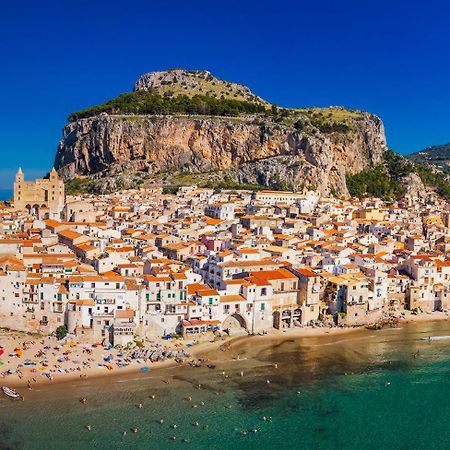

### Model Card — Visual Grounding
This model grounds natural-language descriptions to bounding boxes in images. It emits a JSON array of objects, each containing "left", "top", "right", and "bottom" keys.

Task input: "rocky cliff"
[{"left": 54, "top": 69, "right": 388, "bottom": 195}]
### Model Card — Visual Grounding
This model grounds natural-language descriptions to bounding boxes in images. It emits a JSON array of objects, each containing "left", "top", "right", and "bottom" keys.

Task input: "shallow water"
[{"left": 2, "top": 321, "right": 450, "bottom": 449}]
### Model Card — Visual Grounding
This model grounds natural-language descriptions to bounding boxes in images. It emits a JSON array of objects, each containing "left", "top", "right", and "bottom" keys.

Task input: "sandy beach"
[
  {"left": 0, "top": 330, "right": 231, "bottom": 390},
  {"left": 0, "top": 324, "right": 362, "bottom": 390},
  {"left": 1, "top": 311, "right": 449, "bottom": 393}
]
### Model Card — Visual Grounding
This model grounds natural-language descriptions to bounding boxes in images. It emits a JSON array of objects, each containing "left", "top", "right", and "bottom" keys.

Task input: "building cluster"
[{"left": 1, "top": 168, "right": 449, "bottom": 345}]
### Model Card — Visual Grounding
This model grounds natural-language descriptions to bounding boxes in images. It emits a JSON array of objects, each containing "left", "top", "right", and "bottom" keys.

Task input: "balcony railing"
[
  {"left": 95, "top": 298, "right": 115, "bottom": 304},
  {"left": 93, "top": 311, "right": 114, "bottom": 317}
]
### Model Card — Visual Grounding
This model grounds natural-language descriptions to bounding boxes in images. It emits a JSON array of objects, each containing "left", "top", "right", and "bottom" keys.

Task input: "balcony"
[
  {"left": 95, "top": 298, "right": 115, "bottom": 305},
  {"left": 93, "top": 311, "right": 114, "bottom": 318},
  {"left": 22, "top": 298, "right": 39, "bottom": 304}
]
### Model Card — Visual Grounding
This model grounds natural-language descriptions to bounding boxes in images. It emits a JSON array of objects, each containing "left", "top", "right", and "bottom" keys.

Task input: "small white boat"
[{"left": 1, "top": 386, "right": 20, "bottom": 399}]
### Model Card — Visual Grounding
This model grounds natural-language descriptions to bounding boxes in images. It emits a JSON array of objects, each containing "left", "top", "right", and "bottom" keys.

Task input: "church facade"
[{"left": 13, "top": 168, "right": 65, "bottom": 217}]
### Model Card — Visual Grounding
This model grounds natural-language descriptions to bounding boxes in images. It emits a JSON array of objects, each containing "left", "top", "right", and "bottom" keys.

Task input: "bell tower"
[
  {"left": 13, "top": 168, "right": 25, "bottom": 209},
  {"left": 15, "top": 167, "right": 24, "bottom": 182},
  {"left": 49, "top": 167, "right": 58, "bottom": 180}
]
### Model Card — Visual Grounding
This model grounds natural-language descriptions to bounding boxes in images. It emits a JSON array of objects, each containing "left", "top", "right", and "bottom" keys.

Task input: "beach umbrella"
[
  {"left": 0, "top": 348, "right": 4, "bottom": 356},
  {"left": 0, "top": 361, "right": 3, "bottom": 366}
]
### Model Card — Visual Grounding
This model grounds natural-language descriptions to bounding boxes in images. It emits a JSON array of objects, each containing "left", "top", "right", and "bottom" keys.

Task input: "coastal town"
[
  {"left": 1, "top": 167, "right": 449, "bottom": 350},
  {"left": 3, "top": 3, "right": 450, "bottom": 447}
]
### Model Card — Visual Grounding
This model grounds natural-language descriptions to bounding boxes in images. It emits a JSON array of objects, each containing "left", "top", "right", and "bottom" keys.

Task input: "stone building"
[{"left": 13, "top": 168, "right": 65, "bottom": 218}]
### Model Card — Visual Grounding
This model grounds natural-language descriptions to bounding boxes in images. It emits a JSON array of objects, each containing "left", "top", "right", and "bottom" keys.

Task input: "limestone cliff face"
[{"left": 54, "top": 112, "right": 387, "bottom": 196}]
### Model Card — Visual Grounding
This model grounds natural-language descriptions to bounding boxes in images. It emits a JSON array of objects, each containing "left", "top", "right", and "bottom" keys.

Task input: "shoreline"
[{"left": 2, "top": 312, "right": 449, "bottom": 392}]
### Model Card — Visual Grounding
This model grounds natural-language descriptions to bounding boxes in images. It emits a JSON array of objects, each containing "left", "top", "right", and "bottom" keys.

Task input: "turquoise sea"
[{"left": 2, "top": 321, "right": 450, "bottom": 449}]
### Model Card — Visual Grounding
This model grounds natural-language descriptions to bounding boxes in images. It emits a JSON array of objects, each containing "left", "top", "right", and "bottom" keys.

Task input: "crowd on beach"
[{"left": 0, "top": 331, "right": 193, "bottom": 388}]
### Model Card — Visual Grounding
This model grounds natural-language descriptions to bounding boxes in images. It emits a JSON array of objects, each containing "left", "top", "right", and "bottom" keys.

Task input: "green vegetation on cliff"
[
  {"left": 69, "top": 91, "right": 267, "bottom": 122},
  {"left": 346, "top": 150, "right": 450, "bottom": 200},
  {"left": 65, "top": 178, "right": 94, "bottom": 195},
  {"left": 346, "top": 165, "right": 401, "bottom": 199}
]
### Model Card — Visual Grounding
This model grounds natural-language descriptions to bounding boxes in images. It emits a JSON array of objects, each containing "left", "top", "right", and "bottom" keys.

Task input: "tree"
[
  {"left": 55, "top": 325, "right": 68, "bottom": 340},
  {"left": 294, "top": 119, "right": 304, "bottom": 131}
]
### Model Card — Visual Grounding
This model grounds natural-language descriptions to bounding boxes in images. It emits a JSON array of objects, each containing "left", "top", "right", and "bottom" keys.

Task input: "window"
[
  {"left": 260, "top": 303, "right": 265, "bottom": 311},
  {"left": 209, "top": 298, "right": 213, "bottom": 305},
  {"left": 261, "top": 287, "right": 267, "bottom": 296}
]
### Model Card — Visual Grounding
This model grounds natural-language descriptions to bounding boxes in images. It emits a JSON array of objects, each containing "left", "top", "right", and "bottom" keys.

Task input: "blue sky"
[{"left": 1, "top": 0, "right": 449, "bottom": 189}]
